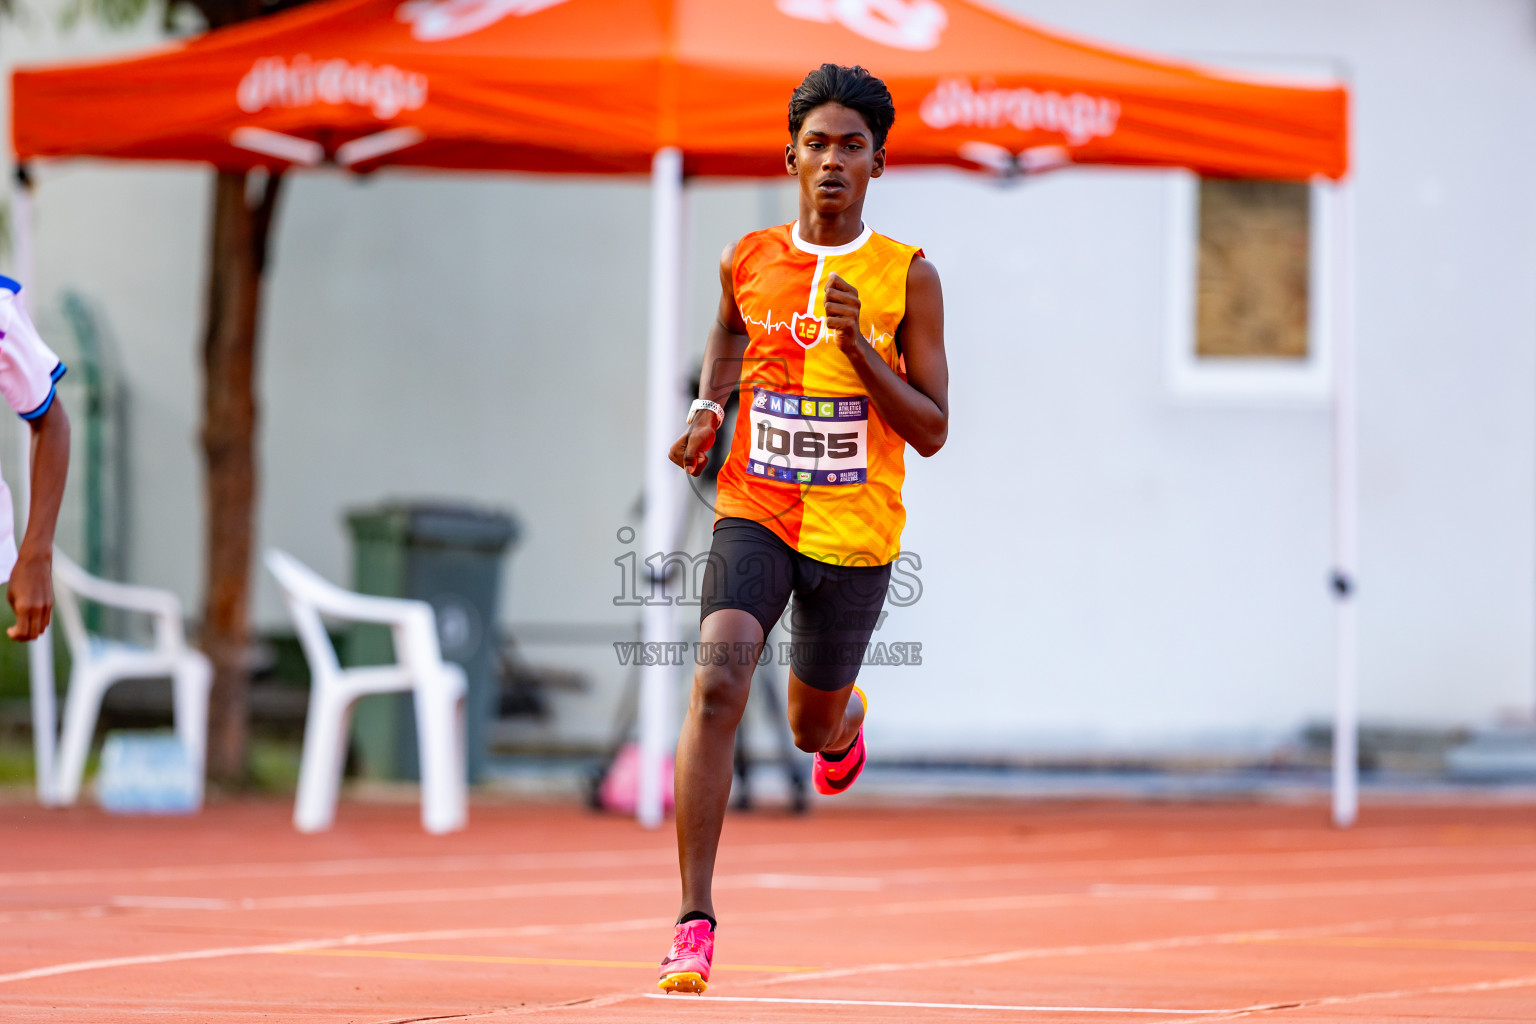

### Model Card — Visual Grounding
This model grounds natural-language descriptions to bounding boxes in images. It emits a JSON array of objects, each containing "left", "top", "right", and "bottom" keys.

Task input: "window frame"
[{"left": 1163, "top": 174, "right": 1337, "bottom": 406}]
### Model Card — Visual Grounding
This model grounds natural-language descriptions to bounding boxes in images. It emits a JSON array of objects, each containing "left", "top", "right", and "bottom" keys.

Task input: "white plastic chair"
[
  {"left": 264, "top": 549, "right": 468, "bottom": 834},
  {"left": 51, "top": 549, "right": 212, "bottom": 807}
]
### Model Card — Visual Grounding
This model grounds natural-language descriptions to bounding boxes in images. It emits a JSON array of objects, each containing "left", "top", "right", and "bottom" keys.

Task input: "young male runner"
[{"left": 658, "top": 64, "right": 948, "bottom": 994}]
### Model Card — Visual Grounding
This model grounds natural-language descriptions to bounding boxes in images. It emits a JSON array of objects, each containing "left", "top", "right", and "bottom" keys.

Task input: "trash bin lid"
[{"left": 347, "top": 502, "right": 519, "bottom": 552}]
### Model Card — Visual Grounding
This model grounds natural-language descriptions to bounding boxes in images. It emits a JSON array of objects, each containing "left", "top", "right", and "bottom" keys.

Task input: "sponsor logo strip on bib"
[{"left": 746, "top": 387, "right": 867, "bottom": 486}]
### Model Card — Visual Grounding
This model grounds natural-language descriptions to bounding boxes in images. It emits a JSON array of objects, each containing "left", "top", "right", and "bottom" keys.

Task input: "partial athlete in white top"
[{"left": 0, "top": 276, "right": 71, "bottom": 641}]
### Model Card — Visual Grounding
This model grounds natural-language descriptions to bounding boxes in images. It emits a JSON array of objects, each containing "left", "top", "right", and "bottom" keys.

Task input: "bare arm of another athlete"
[
  {"left": 669, "top": 240, "right": 750, "bottom": 477},
  {"left": 824, "top": 258, "right": 948, "bottom": 457},
  {"left": 8, "top": 399, "right": 70, "bottom": 641}
]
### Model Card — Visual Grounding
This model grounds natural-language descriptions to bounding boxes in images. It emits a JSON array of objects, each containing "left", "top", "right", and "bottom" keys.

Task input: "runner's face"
[{"left": 786, "top": 103, "right": 885, "bottom": 216}]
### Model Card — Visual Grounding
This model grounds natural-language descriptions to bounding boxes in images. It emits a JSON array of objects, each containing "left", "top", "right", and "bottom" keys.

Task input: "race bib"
[{"left": 744, "top": 387, "right": 867, "bottom": 486}]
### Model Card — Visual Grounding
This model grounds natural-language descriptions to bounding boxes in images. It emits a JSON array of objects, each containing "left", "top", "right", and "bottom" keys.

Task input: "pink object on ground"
[
  {"left": 657, "top": 918, "right": 715, "bottom": 994},
  {"left": 598, "top": 742, "right": 674, "bottom": 815}
]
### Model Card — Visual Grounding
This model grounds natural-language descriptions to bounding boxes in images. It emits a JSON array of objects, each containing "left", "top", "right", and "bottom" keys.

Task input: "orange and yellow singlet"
[{"left": 714, "top": 222, "right": 924, "bottom": 566}]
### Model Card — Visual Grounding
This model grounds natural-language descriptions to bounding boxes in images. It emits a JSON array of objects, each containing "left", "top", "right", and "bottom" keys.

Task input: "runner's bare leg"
[{"left": 675, "top": 608, "right": 763, "bottom": 921}]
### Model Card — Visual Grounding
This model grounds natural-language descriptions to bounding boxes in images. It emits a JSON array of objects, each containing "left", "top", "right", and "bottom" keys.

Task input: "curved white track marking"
[
  {"left": 1152, "top": 971, "right": 1536, "bottom": 1023},
  {"left": 1278, "top": 971, "right": 1536, "bottom": 1010},
  {"left": 0, "top": 917, "right": 672, "bottom": 986},
  {"left": 0, "top": 909, "right": 1511, "bottom": 990},
  {"left": 642, "top": 993, "right": 1232, "bottom": 1014},
  {"left": 758, "top": 910, "right": 1513, "bottom": 987}
]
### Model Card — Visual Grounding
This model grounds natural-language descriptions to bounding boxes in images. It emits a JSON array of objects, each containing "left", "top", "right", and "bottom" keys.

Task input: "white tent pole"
[
  {"left": 1330, "top": 175, "right": 1358, "bottom": 828},
  {"left": 637, "top": 146, "right": 684, "bottom": 828},
  {"left": 12, "top": 167, "right": 58, "bottom": 808}
]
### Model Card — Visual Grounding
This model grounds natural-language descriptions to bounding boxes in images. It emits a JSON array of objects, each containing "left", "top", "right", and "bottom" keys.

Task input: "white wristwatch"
[{"left": 687, "top": 399, "right": 725, "bottom": 428}]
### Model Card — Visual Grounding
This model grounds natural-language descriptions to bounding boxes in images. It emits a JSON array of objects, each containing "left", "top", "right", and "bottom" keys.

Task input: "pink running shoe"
[
  {"left": 657, "top": 919, "right": 714, "bottom": 994},
  {"left": 813, "top": 685, "right": 868, "bottom": 796}
]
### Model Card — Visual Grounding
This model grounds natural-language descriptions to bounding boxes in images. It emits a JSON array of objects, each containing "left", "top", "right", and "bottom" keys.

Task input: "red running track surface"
[{"left": 1, "top": 798, "right": 1534, "bottom": 1022}]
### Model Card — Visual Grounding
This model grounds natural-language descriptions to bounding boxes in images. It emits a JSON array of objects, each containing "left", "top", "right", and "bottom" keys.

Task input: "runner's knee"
[{"left": 690, "top": 663, "right": 751, "bottom": 728}]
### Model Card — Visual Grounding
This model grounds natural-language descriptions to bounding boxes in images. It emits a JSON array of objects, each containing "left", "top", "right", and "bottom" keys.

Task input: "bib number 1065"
[
  {"left": 745, "top": 387, "right": 868, "bottom": 486},
  {"left": 755, "top": 422, "right": 858, "bottom": 460}
]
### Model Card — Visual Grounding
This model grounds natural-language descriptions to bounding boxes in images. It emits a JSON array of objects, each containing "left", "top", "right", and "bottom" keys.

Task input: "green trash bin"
[{"left": 345, "top": 503, "right": 519, "bottom": 784}]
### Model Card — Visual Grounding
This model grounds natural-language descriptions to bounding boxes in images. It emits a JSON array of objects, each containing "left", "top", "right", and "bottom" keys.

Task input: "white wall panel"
[{"left": 4, "top": 0, "right": 1533, "bottom": 752}]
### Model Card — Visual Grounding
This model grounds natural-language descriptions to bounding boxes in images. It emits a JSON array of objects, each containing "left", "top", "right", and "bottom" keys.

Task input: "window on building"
[{"left": 1196, "top": 179, "right": 1311, "bottom": 360}]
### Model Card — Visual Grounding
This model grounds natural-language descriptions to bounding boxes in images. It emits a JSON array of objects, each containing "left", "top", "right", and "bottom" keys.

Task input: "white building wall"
[{"left": 2, "top": 0, "right": 1532, "bottom": 754}]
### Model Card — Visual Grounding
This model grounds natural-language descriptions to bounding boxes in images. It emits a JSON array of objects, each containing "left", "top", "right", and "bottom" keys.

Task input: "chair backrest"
[
  {"left": 264, "top": 549, "right": 345, "bottom": 679},
  {"left": 50, "top": 550, "right": 92, "bottom": 660},
  {"left": 265, "top": 549, "right": 445, "bottom": 681},
  {"left": 51, "top": 548, "right": 185, "bottom": 656}
]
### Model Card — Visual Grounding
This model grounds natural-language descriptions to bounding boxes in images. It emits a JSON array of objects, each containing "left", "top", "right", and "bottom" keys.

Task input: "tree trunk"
[{"left": 202, "top": 168, "right": 284, "bottom": 787}]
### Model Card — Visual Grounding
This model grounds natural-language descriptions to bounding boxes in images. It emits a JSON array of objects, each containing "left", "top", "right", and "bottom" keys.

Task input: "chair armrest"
[
  {"left": 53, "top": 549, "right": 183, "bottom": 618},
  {"left": 319, "top": 589, "right": 435, "bottom": 628},
  {"left": 319, "top": 595, "right": 444, "bottom": 674},
  {"left": 265, "top": 548, "right": 446, "bottom": 666},
  {"left": 389, "top": 602, "right": 446, "bottom": 668},
  {"left": 268, "top": 548, "right": 432, "bottom": 625}
]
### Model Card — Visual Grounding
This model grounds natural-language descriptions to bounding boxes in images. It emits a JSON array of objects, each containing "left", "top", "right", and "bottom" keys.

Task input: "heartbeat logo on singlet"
[
  {"left": 742, "top": 306, "right": 894, "bottom": 353},
  {"left": 791, "top": 312, "right": 824, "bottom": 348}
]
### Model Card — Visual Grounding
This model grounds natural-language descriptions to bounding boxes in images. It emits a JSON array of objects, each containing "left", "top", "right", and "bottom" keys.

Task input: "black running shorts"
[{"left": 700, "top": 517, "right": 892, "bottom": 691}]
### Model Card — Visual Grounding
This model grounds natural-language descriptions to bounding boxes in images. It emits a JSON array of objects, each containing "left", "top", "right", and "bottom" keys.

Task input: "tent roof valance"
[{"left": 13, "top": 0, "right": 1348, "bottom": 181}]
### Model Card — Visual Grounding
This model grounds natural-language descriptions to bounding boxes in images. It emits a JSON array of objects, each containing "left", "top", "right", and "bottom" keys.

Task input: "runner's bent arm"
[
  {"left": 823, "top": 258, "right": 948, "bottom": 457},
  {"left": 670, "top": 240, "right": 750, "bottom": 477}
]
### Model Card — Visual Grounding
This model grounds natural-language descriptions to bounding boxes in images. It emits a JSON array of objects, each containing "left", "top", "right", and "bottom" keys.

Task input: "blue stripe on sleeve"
[{"left": 18, "top": 382, "right": 56, "bottom": 422}]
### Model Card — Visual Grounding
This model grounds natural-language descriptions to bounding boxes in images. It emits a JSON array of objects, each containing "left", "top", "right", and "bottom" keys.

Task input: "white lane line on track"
[
  {"left": 1062, "top": 842, "right": 1536, "bottom": 879},
  {"left": 1090, "top": 885, "right": 1219, "bottom": 901},
  {"left": 0, "top": 908, "right": 1508, "bottom": 989},
  {"left": 757, "top": 910, "right": 1518, "bottom": 987},
  {"left": 0, "top": 906, "right": 112, "bottom": 924},
  {"left": 110, "top": 896, "right": 236, "bottom": 910},
  {"left": 875, "top": 846, "right": 1536, "bottom": 889},
  {"left": 1269, "top": 970, "right": 1536, "bottom": 1012},
  {"left": 643, "top": 994, "right": 1232, "bottom": 1014},
  {"left": 100, "top": 867, "right": 1536, "bottom": 915},
  {"left": 0, "top": 835, "right": 1004, "bottom": 889},
  {"left": 1151, "top": 971, "right": 1536, "bottom": 1023},
  {"left": 105, "top": 871, "right": 883, "bottom": 912},
  {"left": 1131, "top": 870, "right": 1536, "bottom": 901},
  {"left": 0, "top": 918, "right": 681, "bottom": 986},
  {"left": 7, "top": 831, "right": 1528, "bottom": 890}
]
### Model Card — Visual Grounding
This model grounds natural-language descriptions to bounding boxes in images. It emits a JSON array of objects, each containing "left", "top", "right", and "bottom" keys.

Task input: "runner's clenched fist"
[{"left": 824, "top": 272, "right": 862, "bottom": 352}]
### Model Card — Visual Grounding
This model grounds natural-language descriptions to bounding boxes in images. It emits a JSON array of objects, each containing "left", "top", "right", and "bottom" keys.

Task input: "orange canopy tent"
[
  {"left": 14, "top": 0, "right": 1346, "bottom": 178},
  {"left": 11, "top": 0, "right": 1357, "bottom": 828}
]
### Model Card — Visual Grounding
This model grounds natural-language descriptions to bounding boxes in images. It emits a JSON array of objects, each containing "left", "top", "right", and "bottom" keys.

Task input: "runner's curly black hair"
[{"left": 788, "top": 64, "right": 896, "bottom": 149}]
